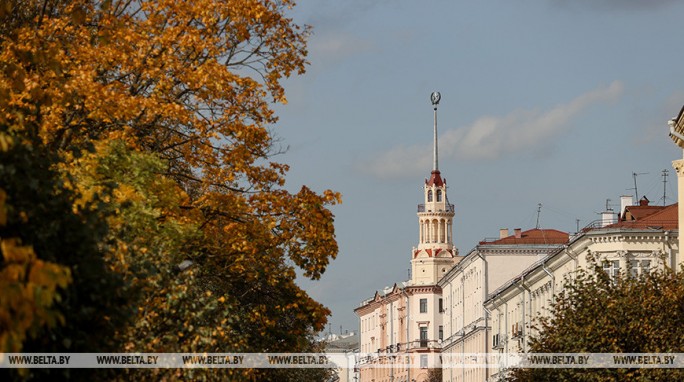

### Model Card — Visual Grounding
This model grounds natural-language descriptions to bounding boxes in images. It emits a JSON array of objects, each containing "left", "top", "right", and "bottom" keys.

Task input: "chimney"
[
  {"left": 499, "top": 228, "right": 509, "bottom": 239},
  {"left": 620, "top": 195, "right": 633, "bottom": 219},
  {"left": 639, "top": 196, "right": 650, "bottom": 206},
  {"left": 601, "top": 211, "right": 616, "bottom": 227},
  {"left": 514, "top": 228, "right": 522, "bottom": 239}
]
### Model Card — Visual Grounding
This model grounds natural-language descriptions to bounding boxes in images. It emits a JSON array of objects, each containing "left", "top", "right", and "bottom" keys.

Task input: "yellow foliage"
[
  {"left": 1, "top": 2, "right": 338, "bottom": 378},
  {"left": 0, "top": 236, "right": 71, "bottom": 352}
]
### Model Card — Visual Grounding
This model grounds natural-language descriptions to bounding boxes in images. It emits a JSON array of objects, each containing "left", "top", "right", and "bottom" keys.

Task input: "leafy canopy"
[{"left": 1, "top": 0, "right": 339, "bottom": 380}]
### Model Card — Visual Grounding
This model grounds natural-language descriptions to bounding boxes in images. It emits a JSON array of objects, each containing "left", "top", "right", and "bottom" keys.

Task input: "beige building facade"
[
  {"left": 484, "top": 202, "right": 678, "bottom": 381},
  {"left": 438, "top": 228, "right": 569, "bottom": 382},
  {"left": 355, "top": 93, "right": 458, "bottom": 382}
]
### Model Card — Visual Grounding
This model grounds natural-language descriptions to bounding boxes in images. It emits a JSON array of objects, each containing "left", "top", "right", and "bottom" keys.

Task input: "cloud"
[
  {"left": 363, "top": 81, "right": 624, "bottom": 179},
  {"left": 308, "top": 33, "right": 374, "bottom": 68}
]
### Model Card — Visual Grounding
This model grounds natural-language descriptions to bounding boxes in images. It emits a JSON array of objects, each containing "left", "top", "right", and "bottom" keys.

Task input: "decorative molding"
[{"left": 673, "top": 159, "right": 684, "bottom": 176}]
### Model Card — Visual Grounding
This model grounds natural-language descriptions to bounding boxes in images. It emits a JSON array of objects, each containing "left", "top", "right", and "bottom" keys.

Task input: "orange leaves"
[
  {"left": 2, "top": 2, "right": 335, "bottom": 377},
  {"left": 0, "top": 237, "right": 72, "bottom": 352}
]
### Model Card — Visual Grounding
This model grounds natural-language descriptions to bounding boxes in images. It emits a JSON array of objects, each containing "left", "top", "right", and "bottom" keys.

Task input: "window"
[
  {"left": 439, "top": 298, "right": 443, "bottom": 313},
  {"left": 420, "top": 327, "right": 428, "bottom": 347},
  {"left": 420, "top": 298, "right": 427, "bottom": 313},
  {"left": 436, "top": 189, "right": 442, "bottom": 202},
  {"left": 427, "top": 190, "right": 433, "bottom": 202},
  {"left": 420, "top": 354, "right": 428, "bottom": 368},
  {"left": 629, "top": 260, "right": 651, "bottom": 278},
  {"left": 603, "top": 260, "right": 620, "bottom": 280},
  {"left": 439, "top": 325, "right": 443, "bottom": 341}
]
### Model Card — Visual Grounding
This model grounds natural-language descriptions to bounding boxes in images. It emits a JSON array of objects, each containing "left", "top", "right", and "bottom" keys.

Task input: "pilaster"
[{"left": 672, "top": 157, "right": 684, "bottom": 270}]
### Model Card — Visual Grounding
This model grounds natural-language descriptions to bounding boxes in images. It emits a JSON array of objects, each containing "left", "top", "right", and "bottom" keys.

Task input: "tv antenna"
[
  {"left": 535, "top": 203, "right": 542, "bottom": 229},
  {"left": 661, "top": 169, "right": 669, "bottom": 206},
  {"left": 628, "top": 172, "right": 648, "bottom": 202}
]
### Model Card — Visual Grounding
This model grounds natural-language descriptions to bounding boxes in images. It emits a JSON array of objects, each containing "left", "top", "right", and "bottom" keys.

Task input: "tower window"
[
  {"left": 427, "top": 190, "right": 433, "bottom": 202},
  {"left": 436, "top": 189, "right": 442, "bottom": 202}
]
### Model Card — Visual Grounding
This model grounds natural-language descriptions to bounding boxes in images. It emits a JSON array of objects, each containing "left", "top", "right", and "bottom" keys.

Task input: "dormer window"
[
  {"left": 427, "top": 190, "right": 433, "bottom": 202},
  {"left": 436, "top": 189, "right": 442, "bottom": 202}
]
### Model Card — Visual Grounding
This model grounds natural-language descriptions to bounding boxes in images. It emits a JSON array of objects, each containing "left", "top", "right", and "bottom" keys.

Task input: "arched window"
[
  {"left": 427, "top": 190, "right": 433, "bottom": 202},
  {"left": 436, "top": 189, "right": 442, "bottom": 202}
]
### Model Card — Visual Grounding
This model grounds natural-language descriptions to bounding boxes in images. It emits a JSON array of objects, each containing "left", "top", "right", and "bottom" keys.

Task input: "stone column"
[{"left": 672, "top": 157, "right": 684, "bottom": 270}]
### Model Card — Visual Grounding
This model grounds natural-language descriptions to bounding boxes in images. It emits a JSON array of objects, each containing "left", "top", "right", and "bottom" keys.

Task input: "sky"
[{"left": 269, "top": 0, "right": 684, "bottom": 336}]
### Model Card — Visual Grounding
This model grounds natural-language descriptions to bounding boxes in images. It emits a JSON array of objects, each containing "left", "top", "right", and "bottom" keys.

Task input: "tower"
[{"left": 411, "top": 92, "right": 458, "bottom": 285}]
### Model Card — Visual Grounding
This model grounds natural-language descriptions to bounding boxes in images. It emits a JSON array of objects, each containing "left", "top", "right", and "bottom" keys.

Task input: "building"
[
  {"left": 484, "top": 200, "right": 678, "bottom": 381},
  {"left": 355, "top": 93, "right": 459, "bottom": 382},
  {"left": 325, "top": 332, "right": 360, "bottom": 382},
  {"left": 355, "top": 98, "right": 684, "bottom": 382},
  {"left": 438, "top": 228, "right": 568, "bottom": 382},
  {"left": 668, "top": 105, "right": 684, "bottom": 267}
]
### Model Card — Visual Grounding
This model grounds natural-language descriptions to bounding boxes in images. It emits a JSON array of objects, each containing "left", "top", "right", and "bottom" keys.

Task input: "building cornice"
[{"left": 484, "top": 228, "right": 679, "bottom": 307}]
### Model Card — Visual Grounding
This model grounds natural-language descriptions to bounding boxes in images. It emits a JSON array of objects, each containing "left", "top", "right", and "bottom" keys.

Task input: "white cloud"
[
  {"left": 363, "top": 81, "right": 624, "bottom": 179},
  {"left": 309, "top": 33, "right": 374, "bottom": 66}
]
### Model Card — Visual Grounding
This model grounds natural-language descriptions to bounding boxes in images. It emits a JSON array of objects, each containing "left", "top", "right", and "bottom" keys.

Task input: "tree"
[
  {"left": 1, "top": 0, "right": 339, "bottom": 380},
  {"left": 508, "top": 263, "right": 684, "bottom": 382},
  {"left": 426, "top": 367, "right": 443, "bottom": 382},
  {"left": 0, "top": 125, "right": 129, "bottom": 381}
]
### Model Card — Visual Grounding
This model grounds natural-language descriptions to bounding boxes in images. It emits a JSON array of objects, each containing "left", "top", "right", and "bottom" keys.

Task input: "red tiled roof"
[
  {"left": 623, "top": 205, "right": 666, "bottom": 221},
  {"left": 480, "top": 228, "right": 569, "bottom": 245},
  {"left": 426, "top": 170, "right": 444, "bottom": 187},
  {"left": 608, "top": 203, "right": 678, "bottom": 230}
]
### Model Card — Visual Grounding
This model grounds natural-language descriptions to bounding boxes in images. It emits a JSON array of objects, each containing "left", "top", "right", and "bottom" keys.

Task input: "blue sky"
[{"left": 271, "top": 0, "right": 684, "bottom": 335}]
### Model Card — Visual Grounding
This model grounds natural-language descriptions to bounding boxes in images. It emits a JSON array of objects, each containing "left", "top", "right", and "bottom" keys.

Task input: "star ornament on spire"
[{"left": 431, "top": 92, "right": 441, "bottom": 108}]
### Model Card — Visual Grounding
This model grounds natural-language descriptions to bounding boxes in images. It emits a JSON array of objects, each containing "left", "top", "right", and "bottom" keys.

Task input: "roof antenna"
[
  {"left": 629, "top": 172, "right": 648, "bottom": 202},
  {"left": 661, "top": 169, "right": 669, "bottom": 206},
  {"left": 535, "top": 203, "right": 542, "bottom": 229}
]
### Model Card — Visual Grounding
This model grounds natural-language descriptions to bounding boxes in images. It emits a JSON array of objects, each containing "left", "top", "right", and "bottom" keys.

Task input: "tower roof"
[{"left": 426, "top": 170, "right": 444, "bottom": 187}]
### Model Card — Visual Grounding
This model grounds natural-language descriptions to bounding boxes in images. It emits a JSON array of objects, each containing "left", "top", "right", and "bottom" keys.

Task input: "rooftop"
[
  {"left": 607, "top": 203, "right": 678, "bottom": 230},
  {"left": 479, "top": 228, "right": 569, "bottom": 246}
]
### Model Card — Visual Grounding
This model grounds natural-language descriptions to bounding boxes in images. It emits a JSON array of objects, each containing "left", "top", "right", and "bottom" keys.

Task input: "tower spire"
[
  {"left": 431, "top": 92, "right": 441, "bottom": 172},
  {"left": 413, "top": 91, "right": 456, "bottom": 286}
]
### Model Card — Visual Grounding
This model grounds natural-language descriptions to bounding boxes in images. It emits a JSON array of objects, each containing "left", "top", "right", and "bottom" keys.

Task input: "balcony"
[
  {"left": 404, "top": 339, "right": 442, "bottom": 351},
  {"left": 417, "top": 203, "right": 455, "bottom": 213}
]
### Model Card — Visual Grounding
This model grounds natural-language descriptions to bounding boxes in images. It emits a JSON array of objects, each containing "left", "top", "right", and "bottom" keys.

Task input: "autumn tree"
[
  {"left": 508, "top": 265, "right": 684, "bottom": 382},
  {"left": 1, "top": 0, "right": 339, "bottom": 380},
  {"left": 0, "top": 125, "right": 130, "bottom": 382}
]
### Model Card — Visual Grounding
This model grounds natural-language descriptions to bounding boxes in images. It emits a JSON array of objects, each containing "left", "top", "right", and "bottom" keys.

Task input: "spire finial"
[{"left": 430, "top": 92, "right": 441, "bottom": 172}]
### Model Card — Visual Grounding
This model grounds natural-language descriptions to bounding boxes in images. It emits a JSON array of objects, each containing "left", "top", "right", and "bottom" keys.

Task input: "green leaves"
[{"left": 1, "top": 1, "right": 338, "bottom": 380}]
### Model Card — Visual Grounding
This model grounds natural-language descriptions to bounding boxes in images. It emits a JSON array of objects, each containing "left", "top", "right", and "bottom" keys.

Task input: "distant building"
[{"left": 325, "top": 332, "right": 359, "bottom": 382}]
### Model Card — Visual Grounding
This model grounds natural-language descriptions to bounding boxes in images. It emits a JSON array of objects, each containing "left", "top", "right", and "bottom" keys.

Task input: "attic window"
[
  {"left": 436, "top": 189, "right": 442, "bottom": 202},
  {"left": 427, "top": 190, "right": 433, "bottom": 202}
]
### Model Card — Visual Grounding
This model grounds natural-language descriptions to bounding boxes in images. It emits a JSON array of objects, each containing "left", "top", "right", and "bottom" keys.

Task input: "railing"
[
  {"left": 417, "top": 203, "right": 455, "bottom": 213},
  {"left": 356, "top": 340, "right": 442, "bottom": 367},
  {"left": 406, "top": 339, "right": 441, "bottom": 351},
  {"left": 581, "top": 219, "right": 678, "bottom": 232}
]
